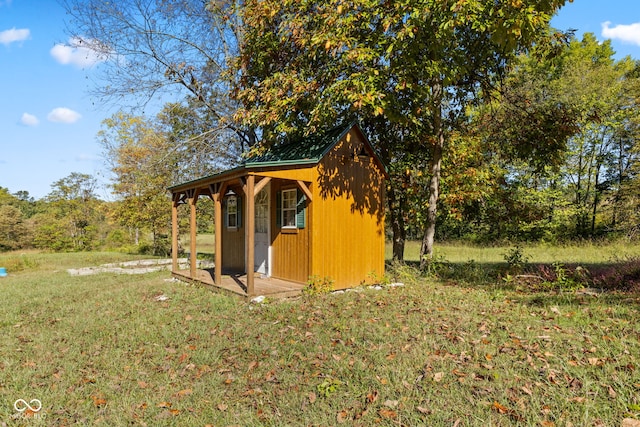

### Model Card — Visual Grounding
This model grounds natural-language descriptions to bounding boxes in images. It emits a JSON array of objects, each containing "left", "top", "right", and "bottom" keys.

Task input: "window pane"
[
  {"left": 227, "top": 196, "right": 237, "bottom": 228},
  {"left": 282, "top": 189, "right": 297, "bottom": 228}
]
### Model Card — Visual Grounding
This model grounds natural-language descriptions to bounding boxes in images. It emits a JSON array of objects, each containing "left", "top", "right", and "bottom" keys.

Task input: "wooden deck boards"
[{"left": 172, "top": 269, "right": 305, "bottom": 299}]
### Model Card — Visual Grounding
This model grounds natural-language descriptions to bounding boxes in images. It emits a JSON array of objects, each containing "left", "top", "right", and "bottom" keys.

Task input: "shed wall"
[{"left": 311, "top": 129, "right": 386, "bottom": 289}]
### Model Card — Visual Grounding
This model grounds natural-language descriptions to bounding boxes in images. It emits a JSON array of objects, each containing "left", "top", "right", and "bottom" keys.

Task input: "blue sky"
[{"left": 1, "top": 0, "right": 640, "bottom": 200}]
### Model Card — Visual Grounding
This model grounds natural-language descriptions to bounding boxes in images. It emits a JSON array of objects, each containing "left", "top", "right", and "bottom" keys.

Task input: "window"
[
  {"left": 227, "top": 195, "right": 237, "bottom": 228},
  {"left": 281, "top": 189, "right": 297, "bottom": 228}
]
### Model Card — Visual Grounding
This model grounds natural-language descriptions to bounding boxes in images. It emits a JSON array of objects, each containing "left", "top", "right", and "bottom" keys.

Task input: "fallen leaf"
[
  {"left": 384, "top": 400, "right": 398, "bottom": 408},
  {"left": 492, "top": 401, "right": 524, "bottom": 422},
  {"left": 416, "top": 406, "right": 432, "bottom": 415},
  {"left": 588, "top": 357, "right": 601, "bottom": 366},
  {"left": 174, "top": 388, "right": 192, "bottom": 398},
  {"left": 217, "top": 403, "right": 228, "bottom": 411},
  {"left": 265, "top": 369, "right": 277, "bottom": 382},
  {"left": 138, "top": 381, "right": 148, "bottom": 389},
  {"left": 336, "top": 409, "right": 349, "bottom": 423},
  {"left": 433, "top": 372, "right": 444, "bottom": 382},
  {"left": 168, "top": 408, "right": 180, "bottom": 416},
  {"left": 492, "top": 401, "right": 509, "bottom": 414},
  {"left": 622, "top": 418, "right": 640, "bottom": 427},
  {"left": 91, "top": 396, "right": 107, "bottom": 407},
  {"left": 366, "top": 390, "right": 378, "bottom": 404},
  {"left": 157, "top": 401, "right": 172, "bottom": 408},
  {"left": 308, "top": 392, "right": 317, "bottom": 404},
  {"left": 379, "top": 408, "right": 397, "bottom": 419}
]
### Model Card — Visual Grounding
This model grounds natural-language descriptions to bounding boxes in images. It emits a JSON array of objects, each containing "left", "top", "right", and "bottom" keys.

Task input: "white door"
[{"left": 254, "top": 184, "right": 270, "bottom": 275}]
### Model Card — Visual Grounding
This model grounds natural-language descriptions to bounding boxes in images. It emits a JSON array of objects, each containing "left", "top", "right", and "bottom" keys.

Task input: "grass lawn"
[{"left": 1, "top": 247, "right": 640, "bottom": 426}]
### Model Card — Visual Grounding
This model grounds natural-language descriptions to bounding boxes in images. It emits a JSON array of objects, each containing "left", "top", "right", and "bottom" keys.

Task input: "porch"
[{"left": 172, "top": 268, "right": 306, "bottom": 299}]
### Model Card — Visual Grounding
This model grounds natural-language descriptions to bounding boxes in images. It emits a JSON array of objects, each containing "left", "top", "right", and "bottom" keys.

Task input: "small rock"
[{"left": 251, "top": 295, "right": 266, "bottom": 304}]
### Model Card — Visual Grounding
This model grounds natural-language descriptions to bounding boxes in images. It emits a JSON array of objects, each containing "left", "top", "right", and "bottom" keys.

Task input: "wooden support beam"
[
  {"left": 240, "top": 176, "right": 248, "bottom": 197},
  {"left": 296, "top": 180, "right": 313, "bottom": 202},
  {"left": 171, "top": 197, "right": 179, "bottom": 273},
  {"left": 254, "top": 176, "right": 272, "bottom": 196},
  {"left": 213, "top": 191, "right": 222, "bottom": 286},
  {"left": 189, "top": 194, "right": 197, "bottom": 279},
  {"left": 246, "top": 175, "right": 255, "bottom": 297}
]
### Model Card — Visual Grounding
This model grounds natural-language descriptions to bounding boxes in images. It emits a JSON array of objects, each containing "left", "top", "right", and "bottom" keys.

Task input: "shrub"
[
  {"left": 590, "top": 256, "right": 640, "bottom": 292},
  {"left": 503, "top": 245, "right": 530, "bottom": 274},
  {"left": 304, "top": 275, "right": 334, "bottom": 295}
]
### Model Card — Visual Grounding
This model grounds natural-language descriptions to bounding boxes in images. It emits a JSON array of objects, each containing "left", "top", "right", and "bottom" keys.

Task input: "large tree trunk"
[
  {"left": 387, "top": 186, "right": 406, "bottom": 261},
  {"left": 420, "top": 88, "right": 444, "bottom": 269}
]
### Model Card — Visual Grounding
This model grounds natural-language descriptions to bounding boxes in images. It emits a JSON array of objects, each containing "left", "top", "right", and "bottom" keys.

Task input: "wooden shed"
[{"left": 168, "top": 122, "right": 387, "bottom": 298}]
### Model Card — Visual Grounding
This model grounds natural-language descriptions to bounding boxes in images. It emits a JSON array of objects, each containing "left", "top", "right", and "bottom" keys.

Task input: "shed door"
[{"left": 254, "top": 185, "right": 270, "bottom": 275}]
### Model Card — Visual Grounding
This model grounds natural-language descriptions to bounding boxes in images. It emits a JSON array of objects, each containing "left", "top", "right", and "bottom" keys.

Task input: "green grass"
[
  {"left": 389, "top": 240, "right": 640, "bottom": 265},
  {"left": 1, "top": 248, "right": 640, "bottom": 426}
]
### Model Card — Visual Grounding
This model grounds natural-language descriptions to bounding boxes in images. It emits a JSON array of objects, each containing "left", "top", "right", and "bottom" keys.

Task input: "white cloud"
[
  {"left": 20, "top": 113, "right": 39, "bottom": 126},
  {"left": 0, "top": 27, "right": 30, "bottom": 46},
  {"left": 50, "top": 37, "right": 107, "bottom": 68},
  {"left": 602, "top": 21, "right": 640, "bottom": 46},
  {"left": 47, "top": 107, "right": 82, "bottom": 124}
]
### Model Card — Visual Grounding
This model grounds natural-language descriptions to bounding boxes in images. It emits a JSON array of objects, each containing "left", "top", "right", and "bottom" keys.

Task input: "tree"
[
  {"left": 62, "top": 0, "right": 255, "bottom": 151},
  {"left": 33, "top": 173, "right": 103, "bottom": 251},
  {"left": 157, "top": 101, "right": 243, "bottom": 184},
  {"left": 0, "top": 205, "right": 29, "bottom": 251},
  {"left": 98, "top": 112, "right": 175, "bottom": 253},
  {"left": 234, "top": 0, "right": 570, "bottom": 264}
]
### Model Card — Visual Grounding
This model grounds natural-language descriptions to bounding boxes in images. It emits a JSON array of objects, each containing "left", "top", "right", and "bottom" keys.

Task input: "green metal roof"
[
  {"left": 242, "top": 122, "right": 353, "bottom": 168},
  {"left": 169, "top": 122, "right": 386, "bottom": 192}
]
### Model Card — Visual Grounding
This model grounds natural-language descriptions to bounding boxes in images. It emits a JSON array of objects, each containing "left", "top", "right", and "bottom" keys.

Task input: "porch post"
[
  {"left": 246, "top": 175, "right": 255, "bottom": 296},
  {"left": 213, "top": 191, "right": 223, "bottom": 285},
  {"left": 189, "top": 192, "right": 197, "bottom": 279},
  {"left": 171, "top": 194, "right": 179, "bottom": 273}
]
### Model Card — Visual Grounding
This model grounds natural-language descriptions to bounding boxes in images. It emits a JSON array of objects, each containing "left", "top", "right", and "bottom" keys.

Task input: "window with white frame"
[
  {"left": 281, "top": 189, "right": 297, "bottom": 228},
  {"left": 227, "top": 195, "right": 237, "bottom": 228}
]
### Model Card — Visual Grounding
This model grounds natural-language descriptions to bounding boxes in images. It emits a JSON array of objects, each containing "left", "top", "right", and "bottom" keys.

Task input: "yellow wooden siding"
[
  {"left": 311, "top": 129, "right": 385, "bottom": 289},
  {"left": 249, "top": 166, "right": 314, "bottom": 182},
  {"left": 270, "top": 180, "right": 310, "bottom": 283}
]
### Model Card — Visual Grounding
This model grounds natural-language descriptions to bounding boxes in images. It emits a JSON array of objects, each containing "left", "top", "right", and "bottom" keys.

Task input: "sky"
[{"left": 1, "top": 0, "right": 640, "bottom": 200}]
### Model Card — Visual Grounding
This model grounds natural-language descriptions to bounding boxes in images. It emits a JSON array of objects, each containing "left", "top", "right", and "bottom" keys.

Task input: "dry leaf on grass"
[
  {"left": 622, "top": 418, "right": 640, "bottom": 427},
  {"left": 91, "top": 396, "right": 107, "bottom": 407},
  {"left": 174, "top": 388, "right": 192, "bottom": 397},
  {"left": 417, "top": 406, "right": 432, "bottom": 415},
  {"left": 379, "top": 408, "right": 397, "bottom": 419}
]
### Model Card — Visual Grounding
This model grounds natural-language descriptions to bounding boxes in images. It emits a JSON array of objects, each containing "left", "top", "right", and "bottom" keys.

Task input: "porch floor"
[{"left": 172, "top": 268, "right": 306, "bottom": 299}]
